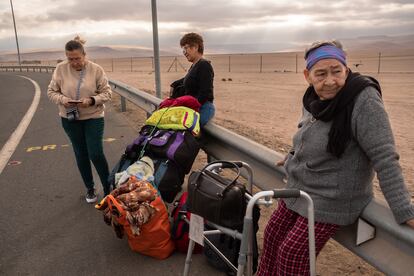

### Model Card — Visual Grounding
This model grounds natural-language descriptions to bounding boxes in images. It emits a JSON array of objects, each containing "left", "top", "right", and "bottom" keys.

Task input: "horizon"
[
  {"left": 1, "top": 32, "right": 414, "bottom": 60},
  {"left": 1, "top": 0, "right": 414, "bottom": 54}
]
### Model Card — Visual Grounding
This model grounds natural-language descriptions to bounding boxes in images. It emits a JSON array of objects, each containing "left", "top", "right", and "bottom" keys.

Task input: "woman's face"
[
  {"left": 304, "top": 59, "right": 349, "bottom": 100},
  {"left": 182, "top": 44, "right": 200, "bottom": 63},
  {"left": 66, "top": 49, "right": 86, "bottom": 71}
]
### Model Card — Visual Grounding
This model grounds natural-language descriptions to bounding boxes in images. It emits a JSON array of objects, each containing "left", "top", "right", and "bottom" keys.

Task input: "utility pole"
[
  {"left": 151, "top": 0, "right": 162, "bottom": 99},
  {"left": 10, "top": 0, "right": 21, "bottom": 66}
]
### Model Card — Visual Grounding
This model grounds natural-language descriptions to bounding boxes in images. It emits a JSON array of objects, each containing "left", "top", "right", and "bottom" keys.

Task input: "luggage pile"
[
  {"left": 96, "top": 175, "right": 174, "bottom": 259},
  {"left": 110, "top": 102, "right": 201, "bottom": 203},
  {"left": 97, "top": 96, "right": 202, "bottom": 258}
]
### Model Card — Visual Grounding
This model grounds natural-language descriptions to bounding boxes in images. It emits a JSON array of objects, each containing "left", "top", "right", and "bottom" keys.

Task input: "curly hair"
[
  {"left": 65, "top": 35, "right": 86, "bottom": 54},
  {"left": 180, "top": 32, "right": 204, "bottom": 54}
]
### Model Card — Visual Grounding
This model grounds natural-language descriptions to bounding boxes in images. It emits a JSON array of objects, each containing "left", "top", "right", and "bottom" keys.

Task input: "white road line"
[{"left": 0, "top": 75, "right": 41, "bottom": 174}]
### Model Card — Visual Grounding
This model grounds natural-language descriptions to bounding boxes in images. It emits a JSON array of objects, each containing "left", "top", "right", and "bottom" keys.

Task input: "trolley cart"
[{"left": 183, "top": 161, "right": 316, "bottom": 276}]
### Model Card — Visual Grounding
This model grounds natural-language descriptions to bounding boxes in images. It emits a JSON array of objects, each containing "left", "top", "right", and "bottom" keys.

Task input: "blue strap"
[{"left": 66, "top": 69, "right": 85, "bottom": 114}]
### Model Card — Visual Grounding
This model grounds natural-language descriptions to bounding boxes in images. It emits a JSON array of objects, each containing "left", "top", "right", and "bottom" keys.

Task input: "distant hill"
[
  {"left": 339, "top": 34, "right": 414, "bottom": 54},
  {"left": 1, "top": 33, "right": 413, "bottom": 62},
  {"left": 0, "top": 45, "right": 176, "bottom": 62}
]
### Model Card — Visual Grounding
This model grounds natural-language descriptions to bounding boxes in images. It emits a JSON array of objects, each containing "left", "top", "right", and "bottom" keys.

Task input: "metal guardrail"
[
  {"left": 3, "top": 65, "right": 414, "bottom": 275},
  {"left": 110, "top": 79, "right": 414, "bottom": 276},
  {"left": 0, "top": 65, "right": 55, "bottom": 73}
]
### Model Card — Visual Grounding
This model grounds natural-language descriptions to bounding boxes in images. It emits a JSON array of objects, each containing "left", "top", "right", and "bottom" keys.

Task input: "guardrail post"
[{"left": 120, "top": 96, "right": 127, "bottom": 112}]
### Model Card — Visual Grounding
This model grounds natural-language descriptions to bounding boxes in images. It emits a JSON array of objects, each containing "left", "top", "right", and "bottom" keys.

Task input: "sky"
[{"left": 1, "top": 0, "right": 414, "bottom": 54}]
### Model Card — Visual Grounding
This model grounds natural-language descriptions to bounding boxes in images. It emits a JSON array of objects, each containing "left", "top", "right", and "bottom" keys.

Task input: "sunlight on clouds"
[
  {"left": 379, "top": 3, "right": 414, "bottom": 13},
  {"left": 11, "top": 19, "right": 188, "bottom": 38},
  {"left": 209, "top": 14, "right": 313, "bottom": 33}
]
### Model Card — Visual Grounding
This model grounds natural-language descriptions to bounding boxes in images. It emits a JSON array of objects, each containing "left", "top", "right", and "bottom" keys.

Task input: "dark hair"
[
  {"left": 304, "top": 40, "right": 344, "bottom": 59},
  {"left": 180, "top": 32, "right": 204, "bottom": 54},
  {"left": 65, "top": 35, "right": 86, "bottom": 54}
]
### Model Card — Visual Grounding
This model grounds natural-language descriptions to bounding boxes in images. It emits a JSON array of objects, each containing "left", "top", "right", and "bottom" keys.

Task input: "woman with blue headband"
[{"left": 257, "top": 40, "right": 414, "bottom": 275}]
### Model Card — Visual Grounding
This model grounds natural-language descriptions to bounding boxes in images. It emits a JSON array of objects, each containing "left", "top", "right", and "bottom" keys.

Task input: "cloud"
[{"left": 0, "top": 0, "right": 414, "bottom": 52}]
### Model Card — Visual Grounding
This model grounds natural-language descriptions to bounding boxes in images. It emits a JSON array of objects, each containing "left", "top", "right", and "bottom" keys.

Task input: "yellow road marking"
[
  {"left": 27, "top": 146, "right": 42, "bottom": 152},
  {"left": 25, "top": 138, "right": 117, "bottom": 153}
]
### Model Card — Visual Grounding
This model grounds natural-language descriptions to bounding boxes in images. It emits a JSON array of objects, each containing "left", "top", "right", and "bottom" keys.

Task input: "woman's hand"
[
  {"left": 61, "top": 97, "right": 76, "bottom": 108},
  {"left": 78, "top": 97, "right": 94, "bottom": 108},
  {"left": 405, "top": 218, "right": 414, "bottom": 229},
  {"left": 276, "top": 155, "right": 288, "bottom": 166}
]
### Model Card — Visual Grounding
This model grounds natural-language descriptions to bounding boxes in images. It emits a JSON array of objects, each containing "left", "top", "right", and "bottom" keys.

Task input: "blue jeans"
[
  {"left": 199, "top": 101, "right": 215, "bottom": 127},
  {"left": 61, "top": 117, "right": 110, "bottom": 195}
]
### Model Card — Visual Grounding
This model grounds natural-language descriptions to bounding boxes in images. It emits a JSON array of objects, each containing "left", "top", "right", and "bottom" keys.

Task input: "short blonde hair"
[{"left": 65, "top": 35, "right": 86, "bottom": 54}]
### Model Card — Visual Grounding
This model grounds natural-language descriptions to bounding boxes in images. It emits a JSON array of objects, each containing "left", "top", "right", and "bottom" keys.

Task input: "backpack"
[
  {"left": 125, "top": 126, "right": 200, "bottom": 174},
  {"left": 153, "top": 158, "right": 185, "bottom": 203},
  {"left": 145, "top": 106, "right": 201, "bottom": 136},
  {"left": 170, "top": 192, "right": 203, "bottom": 254},
  {"left": 203, "top": 205, "right": 261, "bottom": 275}
]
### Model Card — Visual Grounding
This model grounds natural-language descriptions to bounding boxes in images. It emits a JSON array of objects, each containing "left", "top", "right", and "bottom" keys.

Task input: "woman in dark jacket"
[{"left": 170, "top": 32, "right": 215, "bottom": 126}]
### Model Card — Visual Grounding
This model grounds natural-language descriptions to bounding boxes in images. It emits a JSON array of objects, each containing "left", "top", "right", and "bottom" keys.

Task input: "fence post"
[
  {"left": 228, "top": 55, "right": 231, "bottom": 72},
  {"left": 377, "top": 52, "right": 381, "bottom": 74},
  {"left": 296, "top": 54, "right": 298, "bottom": 73},
  {"left": 111, "top": 59, "right": 114, "bottom": 72},
  {"left": 131, "top": 57, "right": 133, "bottom": 72},
  {"left": 260, "top": 55, "right": 263, "bottom": 73}
]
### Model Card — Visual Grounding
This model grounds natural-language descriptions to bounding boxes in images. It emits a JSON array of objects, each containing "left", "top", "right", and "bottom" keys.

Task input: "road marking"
[
  {"left": 8, "top": 160, "right": 22, "bottom": 166},
  {"left": 43, "top": 145, "right": 57, "bottom": 150},
  {"left": 0, "top": 76, "right": 41, "bottom": 174},
  {"left": 27, "top": 146, "right": 42, "bottom": 152},
  {"left": 25, "top": 138, "right": 117, "bottom": 153}
]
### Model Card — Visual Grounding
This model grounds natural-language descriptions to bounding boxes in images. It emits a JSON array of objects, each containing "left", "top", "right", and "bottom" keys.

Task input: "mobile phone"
[{"left": 68, "top": 100, "right": 83, "bottom": 104}]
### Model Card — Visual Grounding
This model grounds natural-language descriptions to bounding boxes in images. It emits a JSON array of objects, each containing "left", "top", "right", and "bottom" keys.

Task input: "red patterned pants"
[{"left": 256, "top": 200, "right": 339, "bottom": 276}]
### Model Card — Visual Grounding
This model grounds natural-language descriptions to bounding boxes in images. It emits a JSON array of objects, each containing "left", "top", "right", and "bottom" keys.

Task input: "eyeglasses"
[
  {"left": 181, "top": 45, "right": 194, "bottom": 52},
  {"left": 67, "top": 57, "right": 83, "bottom": 62}
]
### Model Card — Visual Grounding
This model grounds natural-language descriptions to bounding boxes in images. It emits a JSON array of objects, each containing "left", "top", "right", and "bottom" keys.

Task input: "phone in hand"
[{"left": 68, "top": 100, "right": 83, "bottom": 104}]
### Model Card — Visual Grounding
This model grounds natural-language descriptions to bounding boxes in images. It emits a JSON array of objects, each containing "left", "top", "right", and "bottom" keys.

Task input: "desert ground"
[{"left": 102, "top": 51, "right": 414, "bottom": 276}]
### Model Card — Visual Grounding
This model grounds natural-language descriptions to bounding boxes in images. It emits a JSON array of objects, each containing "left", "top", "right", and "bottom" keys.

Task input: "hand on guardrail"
[
  {"left": 276, "top": 155, "right": 288, "bottom": 166},
  {"left": 406, "top": 218, "right": 414, "bottom": 229}
]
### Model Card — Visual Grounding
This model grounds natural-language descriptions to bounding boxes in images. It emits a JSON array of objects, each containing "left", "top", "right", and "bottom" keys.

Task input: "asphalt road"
[{"left": 0, "top": 72, "right": 222, "bottom": 276}]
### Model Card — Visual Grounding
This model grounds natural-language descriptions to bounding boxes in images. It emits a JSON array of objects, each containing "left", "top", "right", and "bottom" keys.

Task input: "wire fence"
[{"left": 2, "top": 52, "right": 414, "bottom": 74}]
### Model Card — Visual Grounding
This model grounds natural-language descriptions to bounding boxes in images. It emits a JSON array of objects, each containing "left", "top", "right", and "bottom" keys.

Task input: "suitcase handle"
[
  {"left": 272, "top": 189, "right": 301, "bottom": 198},
  {"left": 201, "top": 160, "right": 241, "bottom": 186}
]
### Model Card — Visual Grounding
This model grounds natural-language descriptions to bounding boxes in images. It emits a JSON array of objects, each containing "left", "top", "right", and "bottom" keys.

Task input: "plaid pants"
[{"left": 256, "top": 200, "right": 339, "bottom": 276}]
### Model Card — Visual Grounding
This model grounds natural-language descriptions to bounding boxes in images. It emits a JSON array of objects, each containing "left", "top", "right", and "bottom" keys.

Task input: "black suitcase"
[{"left": 153, "top": 158, "right": 185, "bottom": 203}]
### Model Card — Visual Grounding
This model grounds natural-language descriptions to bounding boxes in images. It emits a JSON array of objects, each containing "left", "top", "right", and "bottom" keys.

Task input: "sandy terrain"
[{"left": 106, "top": 63, "right": 414, "bottom": 275}]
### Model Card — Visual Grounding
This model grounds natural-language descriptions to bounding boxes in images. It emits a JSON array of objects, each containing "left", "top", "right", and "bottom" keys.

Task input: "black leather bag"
[{"left": 187, "top": 161, "right": 247, "bottom": 229}]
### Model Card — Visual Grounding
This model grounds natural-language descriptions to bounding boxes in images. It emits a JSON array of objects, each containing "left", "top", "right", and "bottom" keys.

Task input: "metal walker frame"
[{"left": 183, "top": 161, "right": 316, "bottom": 276}]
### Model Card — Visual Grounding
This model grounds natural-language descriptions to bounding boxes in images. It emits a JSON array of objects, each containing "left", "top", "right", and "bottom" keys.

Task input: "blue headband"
[{"left": 306, "top": 45, "right": 347, "bottom": 70}]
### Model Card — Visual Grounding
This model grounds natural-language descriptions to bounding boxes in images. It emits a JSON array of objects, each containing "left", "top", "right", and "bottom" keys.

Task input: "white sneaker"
[{"left": 85, "top": 189, "right": 97, "bottom": 203}]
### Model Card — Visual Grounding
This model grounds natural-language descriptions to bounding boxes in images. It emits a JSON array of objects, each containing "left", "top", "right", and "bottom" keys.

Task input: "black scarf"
[{"left": 303, "top": 71, "right": 381, "bottom": 158}]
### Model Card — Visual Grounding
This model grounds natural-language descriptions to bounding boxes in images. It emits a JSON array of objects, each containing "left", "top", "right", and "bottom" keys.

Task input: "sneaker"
[{"left": 85, "top": 189, "right": 97, "bottom": 203}]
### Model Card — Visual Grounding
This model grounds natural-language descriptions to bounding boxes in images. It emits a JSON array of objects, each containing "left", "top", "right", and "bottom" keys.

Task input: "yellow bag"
[{"left": 145, "top": 107, "right": 200, "bottom": 136}]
